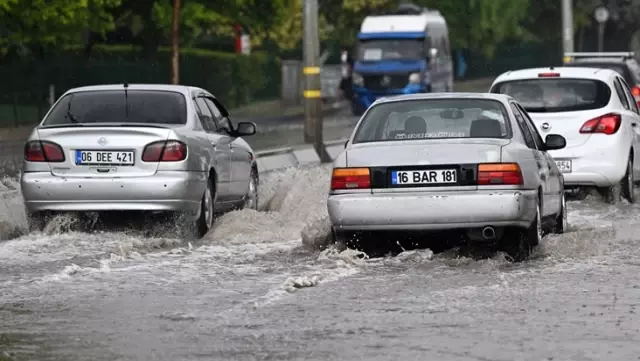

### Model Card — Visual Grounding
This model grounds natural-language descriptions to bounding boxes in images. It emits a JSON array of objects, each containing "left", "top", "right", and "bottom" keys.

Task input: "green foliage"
[
  {"left": 0, "top": 0, "right": 595, "bottom": 60},
  {"left": 0, "top": 45, "right": 281, "bottom": 109},
  {"left": 0, "top": 0, "right": 121, "bottom": 51}
]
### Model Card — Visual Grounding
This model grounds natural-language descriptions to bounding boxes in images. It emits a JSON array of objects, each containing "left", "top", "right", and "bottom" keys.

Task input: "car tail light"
[
  {"left": 632, "top": 85, "right": 640, "bottom": 99},
  {"left": 330, "top": 168, "right": 370, "bottom": 190},
  {"left": 538, "top": 72, "right": 560, "bottom": 77},
  {"left": 142, "top": 140, "right": 187, "bottom": 162},
  {"left": 579, "top": 113, "right": 621, "bottom": 135},
  {"left": 477, "top": 163, "right": 523, "bottom": 185},
  {"left": 24, "top": 141, "right": 65, "bottom": 162}
]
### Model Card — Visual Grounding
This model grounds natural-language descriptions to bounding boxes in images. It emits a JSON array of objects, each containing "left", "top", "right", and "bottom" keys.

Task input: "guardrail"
[{"left": 254, "top": 138, "right": 347, "bottom": 173}]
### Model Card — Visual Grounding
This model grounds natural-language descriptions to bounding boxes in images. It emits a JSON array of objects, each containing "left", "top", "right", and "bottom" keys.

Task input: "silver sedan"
[
  {"left": 21, "top": 84, "right": 259, "bottom": 238},
  {"left": 328, "top": 93, "right": 568, "bottom": 261}
]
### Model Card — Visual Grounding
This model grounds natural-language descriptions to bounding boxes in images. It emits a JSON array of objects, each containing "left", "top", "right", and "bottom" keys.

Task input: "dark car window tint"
[
  {"left": 43, "top": 90, "right": 188, "bottom": 125},
  {"left": 613, "top": 78, "right": 631, "bottom": 110},
  {"left": 353, "top": 98, "right": 511, "bottom": 143},
  {"left": 491, "top": 78, "right": 611, "bottom": 113}
]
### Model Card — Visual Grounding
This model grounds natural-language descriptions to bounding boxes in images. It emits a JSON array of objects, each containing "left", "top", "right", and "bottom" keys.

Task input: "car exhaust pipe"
[{"left": 482, "top": 226, "right": 495, "bottom": 240}]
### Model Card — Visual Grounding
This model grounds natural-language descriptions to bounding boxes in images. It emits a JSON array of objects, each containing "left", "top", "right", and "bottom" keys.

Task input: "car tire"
[
  {"left": 551, "top": 191, "right": 568, "bottom": 234},
  {"left": 621, "top": 156, "right": 635, "bottom": 203},
  {"left": 194, "top": 178, "right": 215, "bottom": 239},
  {"left": 242, "top": 168, "right": 259, "bottom": 211},
  {"left": 351, "top": 102, "right": 365, "bottom": 116},
  {"left": 500, "top": 201, "right": 541, "bottom": 262}
]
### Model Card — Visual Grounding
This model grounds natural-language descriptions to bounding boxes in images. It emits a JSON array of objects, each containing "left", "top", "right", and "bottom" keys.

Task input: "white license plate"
[
  {"left": 555, "top": 160, "right": 572, "bottom": 173},
  {"left": 392, "top": 169, "right": 457, "bottom": 185},
  {"left": 75, "top": 150, "right": 135, "bottom": 166}
]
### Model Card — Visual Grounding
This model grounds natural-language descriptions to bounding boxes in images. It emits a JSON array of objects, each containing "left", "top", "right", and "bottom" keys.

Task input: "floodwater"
[{"left": 2, "top": 163, "right": 640, "bottom": 360}]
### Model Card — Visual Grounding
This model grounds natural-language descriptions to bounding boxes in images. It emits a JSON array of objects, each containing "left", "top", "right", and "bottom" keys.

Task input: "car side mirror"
[
  {"left": 544, "top": 134, "right": 566, "bottom": 150},
  {"left": 235, "top": 122, "right": 256, "bottom": 137}
]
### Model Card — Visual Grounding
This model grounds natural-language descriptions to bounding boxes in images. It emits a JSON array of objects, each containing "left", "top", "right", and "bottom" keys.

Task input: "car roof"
[
  {"left": 569, "top": 57, "right": 631, "bottom": 64},
  {"left": 491, "top": 66, "right": 617, "bottom": 84},
  {"left": 373, "top": 92, "right": 513, "bottom": 106},
  {"left": 64, "top": 83, "right": 198, "bottom": 95}
]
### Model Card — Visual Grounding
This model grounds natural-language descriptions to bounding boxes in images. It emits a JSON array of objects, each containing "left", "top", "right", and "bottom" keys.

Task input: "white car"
[{"left": 489, "top": 67, "right": 640, "bottom": 203}]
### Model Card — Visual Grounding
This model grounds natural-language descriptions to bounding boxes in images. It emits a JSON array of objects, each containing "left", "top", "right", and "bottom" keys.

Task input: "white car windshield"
[{"left": 353, "top": 98, "right": 511, "bottom": 143}]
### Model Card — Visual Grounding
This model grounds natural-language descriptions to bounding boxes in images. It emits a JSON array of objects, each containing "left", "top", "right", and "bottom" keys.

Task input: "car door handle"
[{"left": 632, "top": 122, "right": 637, "bottom": 127}]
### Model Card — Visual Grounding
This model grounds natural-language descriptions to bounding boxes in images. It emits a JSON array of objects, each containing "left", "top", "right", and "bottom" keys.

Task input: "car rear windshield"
[
  {"left": 352, "top": 98, "right": 512, "bottom": 144},
  {"left": 490, "top": 78, "right": 611, "bottom": 113},
  {"left": 43, "top": 90, "right": 188, "bottom": 125}
]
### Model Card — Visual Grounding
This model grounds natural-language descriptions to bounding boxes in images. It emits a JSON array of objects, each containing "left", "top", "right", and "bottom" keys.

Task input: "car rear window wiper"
[{"left": 66, "top": 97, "right": 80, "bottom": 123}]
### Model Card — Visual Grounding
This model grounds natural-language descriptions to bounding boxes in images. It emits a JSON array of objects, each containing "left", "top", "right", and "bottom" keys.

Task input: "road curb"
[{"left": 255, "top": 138, "right": 346, "bottom": 173}]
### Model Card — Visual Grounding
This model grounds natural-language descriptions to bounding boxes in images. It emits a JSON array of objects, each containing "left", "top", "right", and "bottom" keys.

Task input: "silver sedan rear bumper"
[
  {"left": 21, "top": 171, "right": 207, "bottom": 216},
  {"left": 327, "top": 189, "right": 538, "bottom": 231}
]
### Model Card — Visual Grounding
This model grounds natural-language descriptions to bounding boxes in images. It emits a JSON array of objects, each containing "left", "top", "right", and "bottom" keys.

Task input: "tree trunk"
[{"left": 170, "top": 0, "right": 181, "bottom": 84}]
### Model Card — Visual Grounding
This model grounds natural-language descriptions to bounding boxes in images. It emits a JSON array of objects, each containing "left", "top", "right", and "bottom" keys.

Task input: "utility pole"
[
  {"left": 561, "top": 0, "right": 574, "bottom": 63},
  {"left": 594, "top": 5, "right": 610, "bottom": 52},
  {"left": 302, "top": 0, "right": 332, "bottom": 162},
  {"left": 170, "top": 0, "right": 181, "bottom": 84}
]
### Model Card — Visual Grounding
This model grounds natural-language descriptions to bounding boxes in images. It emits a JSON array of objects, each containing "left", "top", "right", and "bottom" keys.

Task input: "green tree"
[{"left": 0, "top": 0, "right": 122, "bottom": 57}]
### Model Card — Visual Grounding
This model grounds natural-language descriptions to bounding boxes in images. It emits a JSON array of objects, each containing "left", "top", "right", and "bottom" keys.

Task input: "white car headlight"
[
  {"left": 408, "top": 72, "right": 420, "bottom": 84},
  {"left": 353, "top": 73, "right": 364, "bottom": 86}
]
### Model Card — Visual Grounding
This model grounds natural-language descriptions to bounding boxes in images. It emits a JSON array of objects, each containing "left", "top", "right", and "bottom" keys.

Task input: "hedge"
[{"left": 0, "top": 45, "right": 281, "bottom": 111}]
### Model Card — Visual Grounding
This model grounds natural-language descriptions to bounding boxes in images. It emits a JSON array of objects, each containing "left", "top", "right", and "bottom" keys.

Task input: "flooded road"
[{"left": 2, "top": 162, "right": 640, "bottom": 360}]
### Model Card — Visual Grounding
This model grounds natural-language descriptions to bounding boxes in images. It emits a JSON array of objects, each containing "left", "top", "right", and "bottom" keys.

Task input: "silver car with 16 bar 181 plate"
[
  {"left": 328, "top": 93, "right": 568, "bottom": 261},
  {"left": 20, "top": 84, "right": 259, "bottom": 238}
]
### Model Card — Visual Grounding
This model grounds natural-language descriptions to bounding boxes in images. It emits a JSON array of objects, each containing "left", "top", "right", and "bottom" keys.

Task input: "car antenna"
[
  {"left": 124, "top": 82, "right": 129, "bottom": 119},
  {"left": 67, "top": 94, "right": 78, "bottom": 123}
]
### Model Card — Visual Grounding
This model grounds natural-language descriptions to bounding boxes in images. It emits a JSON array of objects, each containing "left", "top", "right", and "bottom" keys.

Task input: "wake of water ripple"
[{"left": 4, "top": 166, "right": 640, "bottom": 298}]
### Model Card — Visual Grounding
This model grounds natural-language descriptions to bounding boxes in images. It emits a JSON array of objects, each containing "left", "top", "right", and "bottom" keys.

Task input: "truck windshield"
[{"left": 357, "top": 39, "right": 424, "bottom": 61}]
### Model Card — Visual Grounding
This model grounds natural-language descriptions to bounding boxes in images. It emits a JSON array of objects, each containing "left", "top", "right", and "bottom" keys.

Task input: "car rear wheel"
[
  {"left": 551, "top": 192, "right": 568, "bottom": 234},
  {"left": 499, "top": 202, "right": 540, "bottom": 262},
  {"left": 193, "top": 178, "right": 215, "bottom": 239},
  {"left": 621, "top": 157, "right": 635, "bottom": 203},
  {"left": 243, "top": 169, "right": 259, "bottom": 210}
]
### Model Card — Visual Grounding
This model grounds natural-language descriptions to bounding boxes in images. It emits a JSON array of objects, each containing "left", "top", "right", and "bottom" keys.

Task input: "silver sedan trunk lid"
[{"left": 36, "top": 125, "right": 171, "bottom": 178}]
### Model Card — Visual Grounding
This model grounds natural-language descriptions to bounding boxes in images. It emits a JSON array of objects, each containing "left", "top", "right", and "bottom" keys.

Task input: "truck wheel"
[{"left": 351, "top": 102, "right": 365, "bottom": 116}]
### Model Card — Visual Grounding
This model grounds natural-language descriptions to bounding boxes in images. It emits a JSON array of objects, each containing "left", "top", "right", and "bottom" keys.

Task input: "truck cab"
[{"left": 351, "top": 4, "right": 454, "bottom": 116}]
